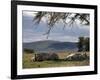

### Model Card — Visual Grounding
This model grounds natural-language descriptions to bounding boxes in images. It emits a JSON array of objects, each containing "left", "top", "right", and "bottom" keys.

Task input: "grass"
[{"left": 23, "top": 52, "right": 89, "bottom": 69}]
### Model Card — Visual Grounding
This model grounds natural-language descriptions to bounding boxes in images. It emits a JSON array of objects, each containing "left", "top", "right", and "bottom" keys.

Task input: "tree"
[
  {"left": 33, "top": 12, "right": 90, "bottom": 38},
  {"left": 78, "top": 37, "right": 84, "bottom": 51},
  {"left": 78, "top": 37, "right": 90, "bottom": 52},
  {"left": 84, "top": 37, "right": 90, "bottom": 51}
]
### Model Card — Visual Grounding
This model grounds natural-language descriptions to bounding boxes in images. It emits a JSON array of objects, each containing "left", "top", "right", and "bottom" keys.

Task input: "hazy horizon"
[{"left": 23, "top": 38, "right": 91, "bottom": 43}]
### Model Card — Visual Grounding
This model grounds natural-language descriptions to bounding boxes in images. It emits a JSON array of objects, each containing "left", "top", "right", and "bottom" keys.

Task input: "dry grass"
[{"left": 23, "top": 52, "right": 89, "bottom": 69}]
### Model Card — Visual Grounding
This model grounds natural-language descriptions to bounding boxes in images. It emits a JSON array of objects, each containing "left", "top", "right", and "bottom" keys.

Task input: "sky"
[{"left": 22, "top": 11, "right": 90, "bottom": 43}]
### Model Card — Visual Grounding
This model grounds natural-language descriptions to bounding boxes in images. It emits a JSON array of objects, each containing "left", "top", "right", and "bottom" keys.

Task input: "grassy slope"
[{"left": 23, "top": 52, "right": 89, "bottom": 69}]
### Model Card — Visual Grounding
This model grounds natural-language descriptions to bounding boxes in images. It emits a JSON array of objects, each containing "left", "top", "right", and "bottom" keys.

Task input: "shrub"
[{"left": 24, "top": 48, "right": 34, "bottom": 53}]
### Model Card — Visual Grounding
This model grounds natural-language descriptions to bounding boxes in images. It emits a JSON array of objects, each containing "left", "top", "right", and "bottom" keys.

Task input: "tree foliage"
[
  {"left": 78, "top": 37, "right": 90, "bottom": 51},
  {"left": 84, "top": 37, "right": 90, "bottom": 51},
  {"left": 33, "top": 12, "right": 90, "bottom": 38},
  {"left": 78, "top": 37, "right": 84, "bottom": 51}
]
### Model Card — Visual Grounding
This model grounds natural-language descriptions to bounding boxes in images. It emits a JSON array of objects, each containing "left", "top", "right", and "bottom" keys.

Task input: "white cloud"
[
  {"left": 23, "top": 11, "right": 37, "bottom": 17},
  {"left": 48, "top": 35, "right": 78, "bottom": 42}
]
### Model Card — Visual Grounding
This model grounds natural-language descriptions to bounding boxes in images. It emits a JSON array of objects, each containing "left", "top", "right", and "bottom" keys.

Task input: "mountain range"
[{"left": 23, "top": 40, "right": 78, "bottom": 52}]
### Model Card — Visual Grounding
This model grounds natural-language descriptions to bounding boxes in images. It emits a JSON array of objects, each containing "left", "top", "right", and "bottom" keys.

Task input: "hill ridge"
[{"left": 23, "top": 40, "right": 78, "bottom": 52}]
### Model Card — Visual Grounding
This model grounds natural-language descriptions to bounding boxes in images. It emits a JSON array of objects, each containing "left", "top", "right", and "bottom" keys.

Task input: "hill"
[{"left": 23, "top": 40, "right": 78, "bottom": 52}]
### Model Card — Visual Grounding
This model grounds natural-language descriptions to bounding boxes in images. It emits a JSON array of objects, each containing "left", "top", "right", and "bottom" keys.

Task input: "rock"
[
  {"left": 66, "top": 53, "right": 88, "bottom": 61},
  {"left": 31, "top": 56, "right": 35, "bottom": 61}
]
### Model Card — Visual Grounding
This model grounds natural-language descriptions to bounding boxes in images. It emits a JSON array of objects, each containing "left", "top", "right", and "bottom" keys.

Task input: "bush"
[{"left": 24, "top": 48, "right": 34, "bottom": 53}]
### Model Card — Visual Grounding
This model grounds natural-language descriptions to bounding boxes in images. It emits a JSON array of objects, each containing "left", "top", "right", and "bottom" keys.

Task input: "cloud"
[
  {"left": 48, "top": 35, "right": 78, "bottom": 42},
  {"left": 22, "top": 11, "right": 90, "bottom": 43},
  {"left": 23, "top": 11, "right": 37, "bottom": 17}
]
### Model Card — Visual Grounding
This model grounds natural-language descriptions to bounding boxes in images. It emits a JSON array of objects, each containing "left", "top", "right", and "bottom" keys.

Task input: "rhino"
[{"left": 32, "top": 52, "right": 59, "bottom": 61}]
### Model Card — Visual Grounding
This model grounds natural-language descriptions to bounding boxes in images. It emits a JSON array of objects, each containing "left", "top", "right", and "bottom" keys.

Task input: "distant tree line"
[
  {"left": 78, "top": 37, "right": 90, "bottom": 52},
  {"left": 24, "top": 48, "right": 34, "bottom": 53}
]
